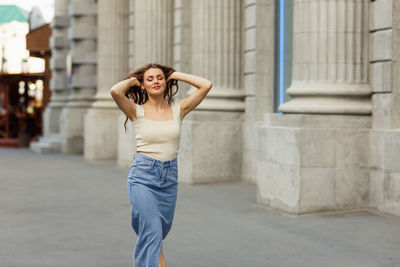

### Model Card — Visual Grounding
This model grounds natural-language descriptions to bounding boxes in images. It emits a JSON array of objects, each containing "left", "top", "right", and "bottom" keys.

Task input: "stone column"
[
  {"left": 30, "top": 0, "right": 70, "bottom": 153},
  {"left": 257, "top": 0, "right": 373, "bottom": 214},
  {"left": 279, "top": 0, "right": 372, "bottom": 114},
  {"left": 84, "top": 0, "right": 129, "bottom": 161},
  {"left": 133, "top": 0, "right": 173, "bottom": 66},
  {"left": 179, "top": 0, "right": 245, "bottom": 184},
  {"left": 117, "top": 0, "right": 174, "bottom": 168},
  {"left": 60, "top": 0, "right": 97, "bottom": 154}
]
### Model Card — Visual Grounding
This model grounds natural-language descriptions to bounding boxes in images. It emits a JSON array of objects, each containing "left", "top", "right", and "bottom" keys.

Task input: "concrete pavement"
[{"left": 1, "top": 148, "right": 400, "bottom": 267}]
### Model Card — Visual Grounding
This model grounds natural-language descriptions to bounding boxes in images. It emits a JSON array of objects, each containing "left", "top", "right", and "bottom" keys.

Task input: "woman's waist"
[{"left": 134, "top": 151, "right": 178, "bottom": 165}]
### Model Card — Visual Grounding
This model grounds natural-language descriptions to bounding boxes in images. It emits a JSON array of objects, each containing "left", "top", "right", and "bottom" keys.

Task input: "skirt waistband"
[{"left": 134, "top": 152, "right": 177, "bottom": 167}]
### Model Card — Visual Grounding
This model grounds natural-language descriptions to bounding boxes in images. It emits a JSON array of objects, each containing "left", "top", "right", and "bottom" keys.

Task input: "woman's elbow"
[
  {"left": 110, "top": 87, "right": 119, "bottom": 97},
  {"left": 206, "top": 81, "right": 213, "bottom": 91}
]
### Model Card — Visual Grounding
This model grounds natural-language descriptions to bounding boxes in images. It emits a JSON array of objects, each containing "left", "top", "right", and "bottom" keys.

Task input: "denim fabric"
[{"left": 127, "top": 152, "right": 178, "bottom": 267}]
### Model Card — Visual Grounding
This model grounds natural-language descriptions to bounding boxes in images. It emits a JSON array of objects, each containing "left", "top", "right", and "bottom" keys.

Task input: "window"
[{"left": 274, "top": 0, "right": 293, "bottom": 112}]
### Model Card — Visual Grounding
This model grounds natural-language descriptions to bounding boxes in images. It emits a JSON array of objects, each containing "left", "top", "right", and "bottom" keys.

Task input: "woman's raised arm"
[
  {"left": 110, "top": 77, "right": 138, "bottom": 121},
  {"left": 168, "top": 72, "right": 213, "bottom": 120}
]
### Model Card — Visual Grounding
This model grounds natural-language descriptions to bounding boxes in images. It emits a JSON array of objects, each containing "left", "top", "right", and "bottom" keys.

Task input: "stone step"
[{"left": 29, "top": 134, "right": 61, "bottom": 154}]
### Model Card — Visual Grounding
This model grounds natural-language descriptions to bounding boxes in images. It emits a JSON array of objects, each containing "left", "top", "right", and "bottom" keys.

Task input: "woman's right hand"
[{"left": 129, "top": 77, "right": 141, "bottom": 87}]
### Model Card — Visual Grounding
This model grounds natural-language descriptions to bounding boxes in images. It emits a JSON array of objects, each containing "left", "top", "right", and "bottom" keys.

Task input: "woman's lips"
[{"left": 152, "top": 86, "right": 161, "bottom": 89}]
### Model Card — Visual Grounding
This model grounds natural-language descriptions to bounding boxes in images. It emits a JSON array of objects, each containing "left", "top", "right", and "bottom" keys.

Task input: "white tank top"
[{"left": 132, "top": 102, "right": 182, "bottom": 161}]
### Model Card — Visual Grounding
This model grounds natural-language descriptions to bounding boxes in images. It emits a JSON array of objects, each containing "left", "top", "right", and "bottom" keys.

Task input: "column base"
[
  {"left": 84, "top": 106, "right": 120, "bottom": 161},
  {"left": 257, "top": 113, "right": 371, "bottom": 214},
  {"left": 117, "top": 113, "right": 136, "bottom": 169},
  {"left": 30, "top": 133, "right": 62, "bottom": 154},
  {"left": 43, "top": 102, "right": 63, "bottom": 136},
  {"left": 30, "top": 96, "right": 68, "bottom": 154},
  {"left": 179, "top": 110, "right": 243, "bottom": 184},
  {"left": 279, "top": 81, "right": 372, "bottom": 115},
  {"left": 60, "top": 105, "right": 89, "bottom": 154},
  {"left": 370, "top": 129, "right": 400, "bottom": 217}
]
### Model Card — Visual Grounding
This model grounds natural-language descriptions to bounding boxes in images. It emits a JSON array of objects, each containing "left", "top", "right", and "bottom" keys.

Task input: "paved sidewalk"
[{"left": 1, "top": 148, "right": 400, "bottom": 267}]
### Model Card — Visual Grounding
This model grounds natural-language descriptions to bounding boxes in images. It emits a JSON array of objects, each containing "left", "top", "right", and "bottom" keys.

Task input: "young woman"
[{"left": 110, "top": 63, "right": 212, "bottom": 267}]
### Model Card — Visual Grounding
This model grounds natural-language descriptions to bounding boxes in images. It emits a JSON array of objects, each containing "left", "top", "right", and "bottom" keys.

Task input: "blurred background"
[{"left": 0, "top": 0, "right": 53, "bottom": 147}]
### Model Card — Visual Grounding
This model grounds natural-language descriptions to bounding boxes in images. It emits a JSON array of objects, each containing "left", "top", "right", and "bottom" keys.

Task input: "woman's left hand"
[{"left": 167, "top": 71, "right": 176, "bottom": 82}]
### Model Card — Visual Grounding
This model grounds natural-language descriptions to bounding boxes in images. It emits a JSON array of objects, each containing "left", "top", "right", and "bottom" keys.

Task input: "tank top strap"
[{"left": 136, "top": 104, "right": 144, "bottom": 118}]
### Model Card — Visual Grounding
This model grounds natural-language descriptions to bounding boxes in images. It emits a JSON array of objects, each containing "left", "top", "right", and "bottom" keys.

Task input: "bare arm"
[
  {"left": 110, "top": 77, "right": 139, "bottom": 121},
  {"left": 168, "top": 72, "right": 213, "bottom": 120}
]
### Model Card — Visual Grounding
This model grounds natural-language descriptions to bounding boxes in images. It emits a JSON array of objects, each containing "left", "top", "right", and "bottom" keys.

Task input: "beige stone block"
[
  {"left": 378, "top": 170, "right": 400, "bottom": 216},
  {"left": 335, "top": 166, "right": 370, "bottom": 209},
  {"left": 60, "top": 107, "right": 87, "bottom": 154},
  {"left": 369, "top": 130, "right": 385, "bottom": 169},
  {"left": 335, "top": 129, "right": 370, "bottom": 168},
  {"left": 243, "top": 122, "right": 257, "bottom": 150},
  {"left": 245, "top": 97, "right": 255, "bottom": 121},
  {"left": 71, "top": 73, "right": 96, "bottom": 88},
  {"left": 244, "top": 4, "right": 256, "bottom": 28},
  {"left": 50, "top": 36, "right": 68, "bottom": 49},
  {"left": 391, "top": 38, "right": 400, "bottom": 127},
  {"left": 174, "top": 8, "right": 181, "bottom": 26},
  {"left": 370, "top": 0, "right": 393, "bottom": 31},
  {"left": 371, "top": 29, "right": 392, "bottom": 61},
  {"left": 245, "top": 27, "right": 256, "bottom": 51},
  {"left": 299, "top": 167, "right": 336, "bottom": 212},
  {"left": 244, "top": 73, "right": 256, "bottom": 96},
  {"left": 192, "top": 121, "right": 242, "bottom": 182},
  {"left": 117, "top": 113, "right": 136, "bottom": 169},
  {"left": 178, "top": 119, "right": 193, "bottom": 183},
  {"left": 245, "top": 0, "right": 256, "bottom": 6},
  {"left": 370, "top": 62, "right": 392, "bottom": 93},
  {"left": 299, "top": 128, "right": 336, "bottom": 168},
  {"left": 68, "top": 22, "right": 97, "bottom": 40},
  {"left": 51, "top": 15, "right": 69, "bottom": 28},
  {"left": 242, "top": 149, "right": 257, "bottom": 184},
  {"left": 179, "top": 112, "right": 243, "bottom": 184},
  {"left": 257, "top": 160, "right": 300, "bottom": 214},
  {"left": 372, "top": 93, "right": 392, "bottom": 129},
  {"left": 384, "top": 130, "right": 400, "bottom": 171},
  {"left": 244, "top": 51, "right": 256, "bottom": 73},
  {"left": 69, "top": 1, "right": 97, "bottom": 16},
  {"left": 369, "top": 168, "right": 384, "bottom": 208},
  {"left": 383, "top": 171, "right": 400, "bottom": 203},
  {"left": 50, "top": 74, "right": 67, "bottom": 90},
  {"left": 257, "top": 125, "right": 300, "bottom": 166},
  {"left": 84, "top": 108, "right": 120, "bottom": 160},
  {"left": 174, "top": 27, "right": 181, "bottom": 45},
  {"left": 50, "top": 54, "right": 67, "bottom": 70},
  {"left": 174, "top": 0, "right": 182, "bottom": 8},
  {"left": 259, "top": 114, "right": 372, "bottom": 214},
  {"left": 43, "top": 105, "right": 62, "bottom": 135}
]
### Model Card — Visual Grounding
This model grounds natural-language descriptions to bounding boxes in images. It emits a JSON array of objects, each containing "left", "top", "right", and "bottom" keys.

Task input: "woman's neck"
[{"left": 145, "top": 96, "right": 169, "bottom": 111}]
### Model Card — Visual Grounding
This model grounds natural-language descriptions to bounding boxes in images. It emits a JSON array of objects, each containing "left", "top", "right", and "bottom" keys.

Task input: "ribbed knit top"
[{"left": 132, "top": 102, "right": 182, "bottom": 161}]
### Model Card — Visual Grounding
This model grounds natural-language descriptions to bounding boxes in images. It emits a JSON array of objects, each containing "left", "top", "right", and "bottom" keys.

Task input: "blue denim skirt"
[{"left": 127, "top": 152, "right": 178, "bottom": 267}]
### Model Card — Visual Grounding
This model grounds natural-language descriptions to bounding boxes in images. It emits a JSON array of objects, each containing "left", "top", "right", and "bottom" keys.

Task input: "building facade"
[{"left": 31, "top": 0, "right": 400, "bottom": 217}]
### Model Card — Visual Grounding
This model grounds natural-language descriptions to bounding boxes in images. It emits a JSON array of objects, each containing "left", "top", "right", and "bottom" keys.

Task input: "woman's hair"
[{"left": 123, "top": 63, "right": 178, "bottom": 132}]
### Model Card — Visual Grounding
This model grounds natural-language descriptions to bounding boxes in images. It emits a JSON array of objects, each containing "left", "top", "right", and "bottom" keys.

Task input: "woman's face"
[{"left": 142, "top": 68, "right": 166, "bottom": 96}]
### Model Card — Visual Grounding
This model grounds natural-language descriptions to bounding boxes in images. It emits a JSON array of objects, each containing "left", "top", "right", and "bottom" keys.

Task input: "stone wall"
[
  {"left": 369, "top": 0, "right": 400, "bottom": 216},
  {"left": 242, "top": 0, "right": 275, "bottom": 183}
]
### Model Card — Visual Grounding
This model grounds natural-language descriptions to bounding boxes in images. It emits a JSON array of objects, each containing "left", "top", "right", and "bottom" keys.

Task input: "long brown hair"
[{"left": 123, "top": 63, "right": 178, "bottom": 132}]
